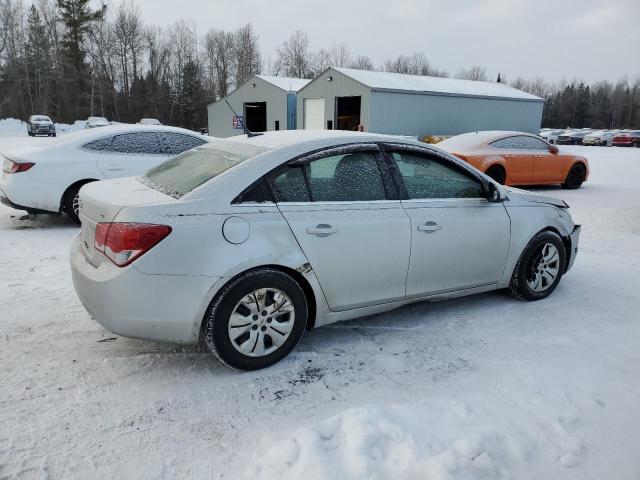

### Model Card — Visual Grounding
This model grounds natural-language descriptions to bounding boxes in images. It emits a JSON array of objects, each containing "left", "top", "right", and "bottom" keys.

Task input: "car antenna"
[{"left": 224, "top": 99, "right": 263, "bottom": 138}]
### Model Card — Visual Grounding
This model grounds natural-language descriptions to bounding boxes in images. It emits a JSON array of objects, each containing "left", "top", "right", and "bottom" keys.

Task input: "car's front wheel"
[
  {"left": 204, "top": 269, "right": 308, "bottom": 370},
  {"left": 510, "top": 231, "right": 566, "bottom": 301}
]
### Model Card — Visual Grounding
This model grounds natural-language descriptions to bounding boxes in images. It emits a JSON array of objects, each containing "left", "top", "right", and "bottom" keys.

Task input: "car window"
[
  {"left": 305, "top": 151, "right": 386, "bottom": 202},
  {"left": 389, "top": 151, "right": 483, "bottom": 199},
  {"left": 490, "top": 135, "right": 547, "bottom": 150},
  {"left": 271, "top": 167, "right": 310, "bottom": 202},
  {"left": 159, "top": 132, "right": 207, "bottom": 155},
  {"left": 141, "top": 141, "right": 267, "bottom": 199},
  {"left": 82, "top": 136, "right": 115, "bottom": 151},
  {"left": 233, "top": 178, "right": 274, "bottom": 204},
  {"left": 111, "top": 133, "right": 163, "bottom": 154}
]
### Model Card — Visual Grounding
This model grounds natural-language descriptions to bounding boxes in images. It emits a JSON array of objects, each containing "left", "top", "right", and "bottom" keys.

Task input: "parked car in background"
[
  {"left": 70, "top": 130, "right": 581, "bottom": 370},
  {"left": 437, "top": 131, "right": 589, "bottom": 189},
  {"left": 85, "top": 116, "right": 110, "bottom": 129},
  {"left": 582, "top": 130, "right": 617, "bottom": 146},
  {"left": 556, "top": 130, "right": 593, "bottom": 145},
  {"left": 26, "top": 115, "right": 56, "bottom": 137},
  {"left": 0, "top": 125, "right": 211, "bottom": 223},
  {"left": 539, "top": 129, "right": 565, "bottom": 144},
  {"left": 138, "top": 118, "right": 162, "bottom": 125},
  {"left": 612, "top": 131, "right": 640, "bottom": 147}
]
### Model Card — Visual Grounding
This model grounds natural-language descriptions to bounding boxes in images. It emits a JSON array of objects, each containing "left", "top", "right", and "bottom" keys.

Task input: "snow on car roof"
[
  {"left": 437, "top": 130, "right": 533, "bottom": 150},
  {"left": 255, "top": 75, "right": 310, "bottom": 92},
  {"left": 333, "top": 67, "right": 543, "bottom": 101},
  {"left": 211, "top": 130, "right": 416, "bottom": 151}
]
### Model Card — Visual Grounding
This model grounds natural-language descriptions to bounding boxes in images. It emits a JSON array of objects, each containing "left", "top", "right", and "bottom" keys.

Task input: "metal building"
[
  {"left": 296, "top": 67, "right": 544, "bottom": 136},
  {"left": 207, "top": 75, "right": 309, "bottom": 138}
]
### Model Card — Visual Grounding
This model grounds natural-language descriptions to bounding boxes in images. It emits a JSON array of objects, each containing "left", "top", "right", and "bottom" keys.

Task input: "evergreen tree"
[
  {"left": 24, "top": 5, "right": 54, "bottom": 114},
  {"left": 56, "top": 0, "right": 105, "bottom": 121}
]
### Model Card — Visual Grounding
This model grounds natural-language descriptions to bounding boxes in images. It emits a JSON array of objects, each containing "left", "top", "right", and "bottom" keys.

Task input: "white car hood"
[{"left": 504, "top": 186, "right": 568, "bottom": 208}]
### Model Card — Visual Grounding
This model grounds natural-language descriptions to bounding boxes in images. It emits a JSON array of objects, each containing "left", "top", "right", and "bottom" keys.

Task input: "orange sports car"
[{"left": 437, "top": 131, "right": 589, "bottom": 189}]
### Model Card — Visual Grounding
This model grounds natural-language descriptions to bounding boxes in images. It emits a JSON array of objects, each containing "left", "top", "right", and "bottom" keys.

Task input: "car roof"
[
  {"left": 75, "top": 124, "right": 201, "bottom": 140},
  {"left": 203, "top": 130, "right": 424, "bottom": 152},
  {"left": 437, "top": 130, "right": 538, "bottom": 150}
]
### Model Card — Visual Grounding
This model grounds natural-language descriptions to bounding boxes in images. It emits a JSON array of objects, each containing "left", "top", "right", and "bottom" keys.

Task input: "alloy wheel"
[
  {"left": 72, "top": 193, "right": 81, "bottom": 217},
  {"left": 526, "top": 243, "right": 560, "bottom": 292},
  {"left": 227, "top": 288, "right": 295, "bottom": 357}
]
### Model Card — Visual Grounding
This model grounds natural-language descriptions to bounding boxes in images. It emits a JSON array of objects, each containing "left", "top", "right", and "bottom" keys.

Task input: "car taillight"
[
  {"left": 94, "top": 222, "right": 171, "bottom": 267},
  {"left": 2, "top": 158, "right": 35, "bottom": 174}
]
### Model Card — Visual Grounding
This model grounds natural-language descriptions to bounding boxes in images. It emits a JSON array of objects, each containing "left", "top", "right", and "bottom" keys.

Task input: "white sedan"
[
  {"left": 71, "top": 131, "right": 581, "bottom": 370},
  {"left": 582, "top": 130, "right": 617, "bottom": 146},
  {"left": 0, "top": 125, "right": 210, "bottom": 223},
  {"left": 85, "top": 117, "right": 110, "bottom": 129}
]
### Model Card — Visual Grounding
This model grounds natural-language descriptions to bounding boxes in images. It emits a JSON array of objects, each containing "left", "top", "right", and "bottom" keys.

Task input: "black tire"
[
  {"left": 510, "top": 231, "right": 566, "bottom": 301},
  {"left": 485, "top": 165, "right": 506, "bottom": 185},
  {"left": 63, "top": 183, "right": 89, "bottom": 225},
  {"left": 562, "top": 163, "right": 586, "bottom": 189},
  {"left": 204, "top": 269, "right": 308, "bottom": 370}
]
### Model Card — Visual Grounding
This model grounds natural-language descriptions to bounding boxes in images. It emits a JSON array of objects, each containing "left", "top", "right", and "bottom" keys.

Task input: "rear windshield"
[{"left": 140, "top": 141, "right": 268, "bottom": 198}]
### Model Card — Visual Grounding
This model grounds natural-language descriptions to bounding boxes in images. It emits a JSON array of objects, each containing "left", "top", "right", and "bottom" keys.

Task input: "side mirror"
[
  {"left": 485, "top": 182, "right": 504, "bottom": 203},
  {"left": 549, "top": 145, "right": 559, "bottom": 154}
]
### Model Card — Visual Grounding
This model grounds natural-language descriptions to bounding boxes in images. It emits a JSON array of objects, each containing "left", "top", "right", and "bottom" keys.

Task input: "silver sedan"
[{"left": 71, "top": 131, "right": 581, "bottom": 370}]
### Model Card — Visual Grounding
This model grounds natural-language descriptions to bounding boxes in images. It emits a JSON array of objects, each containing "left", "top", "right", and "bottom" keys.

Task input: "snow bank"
[
  {"left": 244, "top": 400, "right": 584, "bottom": 480},
  {"left": 0, "top": 117, "right": 86, "bottom": 136}
]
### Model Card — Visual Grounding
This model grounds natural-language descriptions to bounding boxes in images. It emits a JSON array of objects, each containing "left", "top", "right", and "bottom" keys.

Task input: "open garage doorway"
[
  {"left": 335, "top": 96, "right": 361, "bottom": 131},
  {"left": 244, "top": 102, "right": 267, "bottom": 132}
]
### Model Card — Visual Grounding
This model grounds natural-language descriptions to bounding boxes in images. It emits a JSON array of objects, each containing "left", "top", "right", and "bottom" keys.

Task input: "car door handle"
[
  {"left": 306, "top": 224, "right": 338, "bottom": 237},
  {"left": 105, "top": 167, "right": 125, "bottom": 171},
  {"left": 417, "top": 222, "right": 442, "bottom": 233}
]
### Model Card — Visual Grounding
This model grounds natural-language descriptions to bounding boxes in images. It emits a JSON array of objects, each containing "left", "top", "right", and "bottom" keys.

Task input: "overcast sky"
[{"left": 133, "top": 0, "right": 639, "bottom": 83}]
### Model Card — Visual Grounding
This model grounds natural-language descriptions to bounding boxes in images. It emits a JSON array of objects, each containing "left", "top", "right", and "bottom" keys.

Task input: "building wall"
[
  {"left": 207, "top": 77, "right": 290, "bottom": 138},
  {"left": 296, "top": 69, "right": 371, "bottom": 130},
  {"left": 368, "top": 91, "right": 544, "bottom": 137}
]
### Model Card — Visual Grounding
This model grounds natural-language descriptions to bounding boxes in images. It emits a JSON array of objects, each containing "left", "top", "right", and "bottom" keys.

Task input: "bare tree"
[
  {"left": 233, "top": 23, "right": 261, "bottom": 85},
  {"left": 274, "top": 30, "right": 312, "bottom": 78},
  {"left": 351, "top": 55, "right": 374, "bottom": 70},
  {"left": 384, "top": 52, "right": 447, "bottom": 77},
  {"left": 455, "top": 65, "right": 488, "bottom": 81},
  {"left": 204, "top": 27, "right": 234, "bottom": 97}
]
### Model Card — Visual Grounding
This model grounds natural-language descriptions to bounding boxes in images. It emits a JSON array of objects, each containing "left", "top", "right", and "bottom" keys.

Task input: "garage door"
[{"left": 304, "top": 98, "right": 325, "bottom": 129}]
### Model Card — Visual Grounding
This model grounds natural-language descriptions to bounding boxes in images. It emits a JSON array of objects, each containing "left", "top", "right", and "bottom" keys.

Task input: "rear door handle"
[
  {"left": 105, "top": 167, "right": 125, "bottom": 171},
  {"left": 417, "top": 221, "right": 441, "bottom": 233},
  {"left": 306, "top": 224, "right": 338, "bottom": 237}
]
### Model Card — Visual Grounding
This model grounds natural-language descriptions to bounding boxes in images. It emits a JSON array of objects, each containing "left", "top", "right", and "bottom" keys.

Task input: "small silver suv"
[{"left": 26, "top": 115, "right": 56, "bottom": 137}]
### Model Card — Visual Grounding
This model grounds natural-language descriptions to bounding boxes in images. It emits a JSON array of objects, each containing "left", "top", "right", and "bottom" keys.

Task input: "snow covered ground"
[
  {"left": 0, "top": 117, "right": 87, "bottom": 137},
  {"left": 0, "top": 140, "right": 639, "bottom": 479}
]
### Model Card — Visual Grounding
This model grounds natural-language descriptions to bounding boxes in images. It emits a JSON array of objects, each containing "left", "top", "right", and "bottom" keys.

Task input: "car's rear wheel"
[
  {"left": 562, "top": 163, "right": 586, "bottom": 189},
  {"left": 204, "top": 269, "right": 307, "bottom": 370},
  {"left": 510, "top": 231, "right": 566, "bottom": 301},
  {"left": 485, "top": 165, "right": 506, "bottom": 185},
  {"left": 63, "top": 182, "right": 92, "bottom": 225}
]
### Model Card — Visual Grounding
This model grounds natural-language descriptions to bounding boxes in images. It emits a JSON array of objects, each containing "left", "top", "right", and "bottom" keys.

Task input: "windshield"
[
  {"left": 140, "top": 141, "right": 268, "bottom": 198},
  {"left": 88, "top": 117, "right": 108, "bottom": 122},
  {"left": 32, "top": 116, "right": 51, "bottom": 122}
]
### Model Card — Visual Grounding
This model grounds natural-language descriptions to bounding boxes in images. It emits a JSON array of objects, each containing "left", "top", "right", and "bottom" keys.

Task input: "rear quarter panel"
[{"left": 116, "top": 200, "right": 332, "bottom": 329}]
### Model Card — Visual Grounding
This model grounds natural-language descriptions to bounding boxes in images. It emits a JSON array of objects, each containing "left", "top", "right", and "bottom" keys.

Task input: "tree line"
[{"left": 1, "top": 0, "right": 638, "bottom": 131}]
